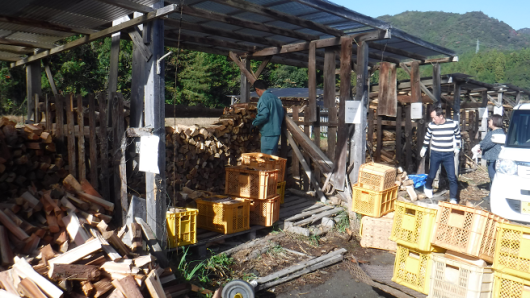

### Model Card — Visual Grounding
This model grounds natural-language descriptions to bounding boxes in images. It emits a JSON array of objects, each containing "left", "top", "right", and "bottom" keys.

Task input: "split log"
[
  {"left": 112, "top": 275, "right": 143, "bottom": 298},
  {"left": 145, "top": 270, "right": 168, "bottom": 298},
  {"left": 0, "top": 209, "right": 29, "bottom": 241},
  {"left": 48, "top": 238, "right": 101, "bottom": 265},
  {"left": 129, "top": 223, "right": 142, "bottom": 252},
  {"left": 93, "top": 278, "right": 114, "bottom": 298},
  {"left": 18, "top": 278, "right": 47, "bottom": 298},
  {"left": 62, "top": 211, "right": 90, "bottom": 245},
  {"left": 0, "top": 226, "right": 14, "bottom": 266},
  {"left": 135, "top": 217, "right": 169, "bottom": 268},
  {"left": 13, "top": 257, "right": 63, "bottom": 298},
  {"left": 48, "top": 264, "right": 100, "bottom": 281}
]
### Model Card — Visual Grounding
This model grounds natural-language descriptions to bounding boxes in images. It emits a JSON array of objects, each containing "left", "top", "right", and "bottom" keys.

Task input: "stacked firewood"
[
  {"left": 0, "top": 118, "right": 67, "bottom": 198},
  {"left": 165, "top": 103, "right": 260, "bottom": 199},
  {"left": 0, "top": 174, "right": 184, "bottom": 298}
]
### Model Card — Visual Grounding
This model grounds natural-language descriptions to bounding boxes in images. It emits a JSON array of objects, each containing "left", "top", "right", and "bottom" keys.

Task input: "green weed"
[
  {"left": 267, "top": 245, "right": 285, "bottom": 256},
  {"left": 309, "top": 234, "right": 320, "bottom": 246},
  {"left": 334, "top": 211, "right": 350, "bottom": 233}
]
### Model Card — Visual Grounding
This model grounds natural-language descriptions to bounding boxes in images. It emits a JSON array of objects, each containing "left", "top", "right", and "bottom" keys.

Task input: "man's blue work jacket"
[{"left": 252, "top": 90, "right": 284, "bottom": 136}]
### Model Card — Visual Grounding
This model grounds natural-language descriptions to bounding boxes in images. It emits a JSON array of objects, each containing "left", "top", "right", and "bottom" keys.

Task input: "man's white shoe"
[
  {"left": 424, "top": 187, "right": 433, "bottom": 198},
  {"left": 450, "top": 198, "right": 458, "bottom": 204}
]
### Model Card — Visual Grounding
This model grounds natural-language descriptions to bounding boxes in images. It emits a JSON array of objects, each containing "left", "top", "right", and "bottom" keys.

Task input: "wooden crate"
[
  {"left": 358, "top": 162, "right": 397, "bottom": 191},
  {"left": 360, "top": 213, "right": 397, "bottom": 251}
]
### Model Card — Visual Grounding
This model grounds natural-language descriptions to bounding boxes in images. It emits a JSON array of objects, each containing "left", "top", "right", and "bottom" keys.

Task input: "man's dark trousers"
[{"left": 425, "top": 150, "right": 458, "bottom": 199}]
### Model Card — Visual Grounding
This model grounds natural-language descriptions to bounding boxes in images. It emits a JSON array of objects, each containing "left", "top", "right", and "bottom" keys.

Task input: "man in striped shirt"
[{"left": 420, "top": 107, "right": 462, "bottom": 204}]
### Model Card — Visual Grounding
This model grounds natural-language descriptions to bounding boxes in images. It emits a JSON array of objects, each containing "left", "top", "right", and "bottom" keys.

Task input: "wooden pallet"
[{"left": 168, "top": 195, "right": 345, "bottom": 257}]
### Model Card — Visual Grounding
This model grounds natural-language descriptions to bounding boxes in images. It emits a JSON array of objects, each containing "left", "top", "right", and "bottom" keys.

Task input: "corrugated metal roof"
[{"left": 0, "top": 0, "right": 456, "bottom": 67}]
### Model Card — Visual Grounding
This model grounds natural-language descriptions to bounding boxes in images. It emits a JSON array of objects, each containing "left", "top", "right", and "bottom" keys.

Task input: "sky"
[{"left": 332, "top": 0, "right": 529, "bottom": 30}]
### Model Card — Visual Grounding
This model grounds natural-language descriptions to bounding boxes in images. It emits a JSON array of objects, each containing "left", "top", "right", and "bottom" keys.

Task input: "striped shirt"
[{"left": 423, "top": 119, "right": 462, "bottom": 152}]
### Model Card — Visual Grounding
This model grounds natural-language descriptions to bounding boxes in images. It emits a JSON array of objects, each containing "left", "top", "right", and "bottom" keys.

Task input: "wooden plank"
[
  {"left": 112, "top": 276, "right": 143, "bottom": 298},
  {"left": 293, "top": 207, "right": 344, "bottom": 226},
  {"left": 13, "top": 257, "right": 63, "bottom": 298},
  {"left": 291, "top": 106, "right": 300, "bottom": 186},
  {"left": 55, "top": 94, "right": 64, "bottom": 153},
  {"left": 405, "top": 105, "right": 413, "bottom": 173},
  {"left": 97, "top": 92, "right": 110, "bottom": 203},
  {"left": 307, "top": 41, "right": 317, "bottom": 123},
  {"left": 77, "top": 94, "right": 86, "bottom": 181},
  {"left": 112, "top": 93, "right": 127, "bottom": 224},
  {"left": 45, "top": 94, "right": 51, "bottom": 130},
  {"left": 286, "top": 131, "right": 326, "bottom": 201},
  {"left": 93, "top": 278, "right": 114, "bottom": 298},
  {"left": 135, "top": 217, "right": 169, "bottom": 268},
  {"left": 145, "top": 270, "right": 167, "bottom": 298},
  {"left": 284, "top": 205, "right": 333, "bottom": 222},
  {"left": 410, "top": 61, "right": 421, "bottom": 104},
  {"left": 88, "top": 226, "right": 122, "bottom": 261},
  {"left": 48, "top": 238, "right": 102, "bottom": 265},
  {"left": 330, "top": 36, "right": 351, "bottom": 191},
  {"left": 11, "top": 5, "right": 178, "bottom": 67},
  {"left": 396, "top": 104, "right": 403, "bottom": 165},
  {"left": 377, "top": 62, "right": 390, "bottom": 116},
  {"left": 375, "top": 115, "right": 382, "bottom": 162},
  {"left": 323, "top": 48, "right": 336, "bottom": 161},
  {"left": 88, "top": 94, "right": 98, "bottom": 188},
  {"left": 351, "top": 41, "right": 369, "bottom": 185},
  {"left": 66, "top": 94, "right": 76, "bottom": 178},
  {"left": 26, "top": 62, "right": 41, "bottom": 122},
  {"left": 433, "top": 63, "right": 441, "bottom": 102}
]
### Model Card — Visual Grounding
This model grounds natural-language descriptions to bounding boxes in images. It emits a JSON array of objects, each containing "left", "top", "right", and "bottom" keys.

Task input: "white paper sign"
[
  {"left": 345, "top": 101, "right": 361, "bottom": 124},
  {"left": 494, "top": 106, "right": 504, "bottom": 116},
  {"left": 478, "top": 107, "right": 487, "bottom": 119},
  {"left": 139, "top": 136, "right": 160, "bottom": 174},
  {"left": 411, "top": 102, "right": 423, "bottom": 119}
]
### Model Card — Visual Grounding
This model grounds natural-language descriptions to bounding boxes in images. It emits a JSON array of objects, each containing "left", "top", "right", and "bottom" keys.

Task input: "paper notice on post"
[
  {"left": 345, "top": 101, "right": 361, "bottom": 124},
  {"left": 411, "top": 102, "right": 423, "bottom": 119},
  {"left": 494, "top": 105, "right": 504, "bottom": 116},
  {"left": 139, "top": 135, "right": 160, "bottom": 174},
  {"left": 478, "top": 107, "right": 488, "bottom": 119}
]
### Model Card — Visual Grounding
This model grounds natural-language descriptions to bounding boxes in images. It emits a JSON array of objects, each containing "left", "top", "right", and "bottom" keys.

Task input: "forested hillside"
[{"left": 1, "top": 11, "right": 529, "bottom": 115}]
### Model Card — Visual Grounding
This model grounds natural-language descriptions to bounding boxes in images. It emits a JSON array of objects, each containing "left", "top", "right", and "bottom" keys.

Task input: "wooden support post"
[
  {"left": 239, "top": 58, "right": 251, "bottom": 103},
  {"left": 330, "top": 36, "right": 352, "bottom": 191},
  {"left": 43, "top": 60, "right": 58, "bottom": 96},
  {"left": 307, "top": 41, "right": 317, "bottom": 124},
  {"left": 367, "top": 108, "right": 374, "bottom": 158},
  {"left": 144, "top": 1, "right": 167, "bottom": 247},
  {"left": 378, "top": 62, "right": 397, "bottom": 116},
  {"left": 323, "top": 48, "right": 336, "bottom": 161},
  {"left": 405, "top": 105, "right": 413, "bottom": 173},
  {"left": 433, "top": 64, "right": 441, "bottom": 104},
  {"left": 291, "top": 106, "right": 300, "bottom": 187},
  {"left": 55, "top": 94, "right": 64, "bottom": 154},
  {"left": 351, "top": 41, "right": 370, "bottom": 185},
  {"left": 410, "top": 61, "right": 421, "bottom": 103},
  {"left": 26, "top": 61, "right": 41, "bottom": 123},
  {"left": 66, "top": 94, "right": 76, "bottom": 178},
  {"left": 280, "top": 109, "right": 288, "bottom": 159},
  {"left": 314, "top": 108, "right": 321, "bottom": 186},
  {"left": 112, "top": 93, "right": 127, "bottom": 225},
  {"left": 453, "top": 82, "right": 462, "bottom": 123}
]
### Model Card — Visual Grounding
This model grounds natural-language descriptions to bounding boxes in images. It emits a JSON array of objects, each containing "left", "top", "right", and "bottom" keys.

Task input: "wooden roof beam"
[
  {"left": 166, "top": 32, "right": 259, "bottom": 53},
  {"left": 11, "top": 4, "right": 178, "bottom": 67},
  {"left": 210, "top": 0, "right": 344, "bottom": 37},
  {"left": 165, "top": 19, "right": 284, "bottom": 47},
  {"left": 245, "top": 29, "right": 388, "bottom": 57},
  {"left": 0, "top": 45, "right": 34, "bottom": 54},
  {"left": 180, "top": 5, "right": 319, "bottom": 41},
  {"left": 0, "top": 16, "right": 96, "bottom": 35}
]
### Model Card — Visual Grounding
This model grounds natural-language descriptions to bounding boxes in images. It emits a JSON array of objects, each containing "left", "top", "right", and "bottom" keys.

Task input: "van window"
[{"left": 506, "top": 110, "right": 530, "bottom": 148}]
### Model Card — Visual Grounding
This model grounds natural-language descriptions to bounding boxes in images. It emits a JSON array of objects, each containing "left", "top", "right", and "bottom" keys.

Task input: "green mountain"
[{"left": 378, "top": 11, "right": 530, "bottom": 54}]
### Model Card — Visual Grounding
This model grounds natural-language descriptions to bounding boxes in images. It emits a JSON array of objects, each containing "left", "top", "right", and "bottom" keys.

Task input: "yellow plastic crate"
[
  {"left": 277, "top": 181, "right": 286, "bottom": 204},
  {"left": 493, "top": 272, "right": 530, "bottom": 298},
  {"left": 245, "top": 195, "right": 280, "bottom": 227},
  {"left": 241, "top": 153, "right": 287, "bottom": 181},
  {"left": 351, "top": 183, "right": 398, "bottom": 217},
  {"left": 390, "top": 201, "right": 439, "bottom": 252},
  {"left": 493, "top": 222, "right": 530, "bottom": 280},
  {"left": 225, "top": 166, "right": 279, "bottom": 200},
  {"left": 430, "top": 253, "right": 494, "bottom": 298},
  {"left": 358, "top": 162, "right": 397, "bottom": 191},
  {"left": 196, "top": 195, "right": 250, "bottom": 234},
  {"left": 432, "top": 202, "right": 508, "bottom": 263},
  {"left": 166, "top": 208, "right": 198, "bottom": 248},
  {"left": 392, "top": 244, "right": 433, "bottom": 294}
]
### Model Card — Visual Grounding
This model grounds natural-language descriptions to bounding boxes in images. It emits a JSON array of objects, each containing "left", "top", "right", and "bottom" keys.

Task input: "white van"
[{"left": 490, "top": 103, "right": 530, "bottom": 223}]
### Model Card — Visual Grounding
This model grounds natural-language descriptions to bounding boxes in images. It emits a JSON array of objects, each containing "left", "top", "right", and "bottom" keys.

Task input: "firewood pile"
[
  {"left": 0, "top": 173, "right": 183, "bottom": 298},
  {"left": 0, "top": 118, "right": 67, "bottom": 198},
  {"left": 164, "top": 103, "right": 261, "bottom": 200}
]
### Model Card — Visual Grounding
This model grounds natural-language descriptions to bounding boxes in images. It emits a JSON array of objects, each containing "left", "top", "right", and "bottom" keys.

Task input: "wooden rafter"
[
  {"left": 181, "top": 5, "right": 319, "bottom": 41},
  {"left": 0, "top": 37, "right": 54, "bottom": 50},
  {"left": 0, "top": 16, "right": 95, "bottom": 35},
  {"left": 165, "top": 19, "right": 285, "bottom": 47},
  {"left": 210, "top": 0, "right": 344, "bottom": 37},
  {"left": 368, "top": 42, "right": 426, "bottom": 61},
  {"left": 10, "top": 4, "right": 178, "bottom": 67},
  {"left": 166, "top": 32, "right": 259, "bottom": 53}
]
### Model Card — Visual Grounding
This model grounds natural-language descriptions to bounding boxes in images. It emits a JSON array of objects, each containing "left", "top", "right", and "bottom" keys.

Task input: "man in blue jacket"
[{"left": 252, "top": 80, "right": 284, "bottom": 155}]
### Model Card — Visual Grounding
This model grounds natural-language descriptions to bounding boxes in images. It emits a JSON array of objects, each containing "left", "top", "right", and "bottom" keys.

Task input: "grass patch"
[
  {"left": 267, "top": 245, "right": 285, "bottom": 256},
  {"left": 334, "top": 211, "right": 350, "bottom": 233},
  {"left": 174, "top": 248, "right": 235, "bottom": 288}
]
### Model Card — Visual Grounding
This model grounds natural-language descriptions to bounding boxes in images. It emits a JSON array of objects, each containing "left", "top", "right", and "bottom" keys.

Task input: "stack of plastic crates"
[
  {"left": 390, "top": 201, "right": 442, "bottom": 294},
  {"left": 241, "top": 153, "right": 287, "bottom": 204},
  {"left": 492, "top": 222, "right": 530, "bottom": 298},
  {"left": 352, "top": 162, "right": 398, "bottom": 217},
  {"left": 225, "top": 165, "right": 280, "bottom": 227},
  {"left": 427, "top": 201, "right": 507, "bottom": 297},
  {"left": 196, "top": 194, "right": 250, "bottom": 234}
]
